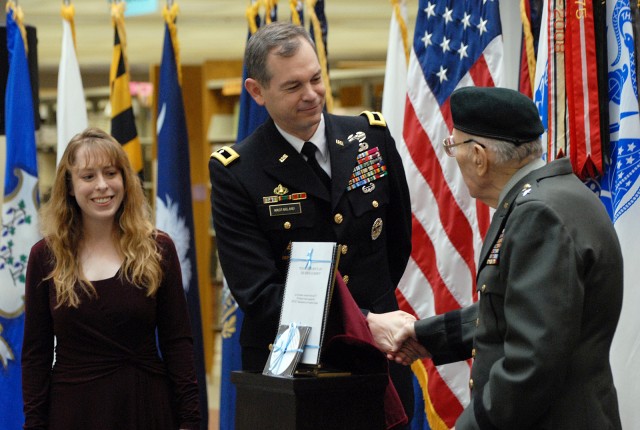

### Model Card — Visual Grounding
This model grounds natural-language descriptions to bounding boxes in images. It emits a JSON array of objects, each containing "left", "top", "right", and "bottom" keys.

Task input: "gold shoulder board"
[
  {"left": 210, "top": 146, "right": 240, "bottom": 166},
  {"left": 360, "top": 111, "right": 387, "bottom": 127}
]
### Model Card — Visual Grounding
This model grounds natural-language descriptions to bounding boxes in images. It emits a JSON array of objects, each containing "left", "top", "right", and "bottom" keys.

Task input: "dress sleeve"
[
  {"left": 154, "top": 234, "right": 201, "bottom": 429},
  {"left": 414, "top": 302, "right": 477, "bottom": 365},
  {"left": 22, "top": 241, "right": 54, "bottom": 430}
]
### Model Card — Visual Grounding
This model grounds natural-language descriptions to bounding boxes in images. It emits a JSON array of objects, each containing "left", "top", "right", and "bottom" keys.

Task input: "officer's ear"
[{"left": 245, "top": 78, "right": 266, "bottom": 106}]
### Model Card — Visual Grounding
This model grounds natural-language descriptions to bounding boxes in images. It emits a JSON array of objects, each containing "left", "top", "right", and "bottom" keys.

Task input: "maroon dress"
[{"left": 22, "top": 233, "right": 200, "bottom": 430}]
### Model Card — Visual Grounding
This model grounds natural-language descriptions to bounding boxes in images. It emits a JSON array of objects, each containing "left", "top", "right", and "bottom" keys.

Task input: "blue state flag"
[
  {"left": 1, "top": 3, "right": 41, "bottom": 429},
  {"left": 219, "top": 43, "right": 267, "bottom": 430},
  {"left": 219, "top": 8, "right": 274, "bottom": 428},
  {"left": 599, "top": 1, "right": 640, "bottom": 428},
  {"left": 155, "top": 17, "right": 208, "bottom": 429}
]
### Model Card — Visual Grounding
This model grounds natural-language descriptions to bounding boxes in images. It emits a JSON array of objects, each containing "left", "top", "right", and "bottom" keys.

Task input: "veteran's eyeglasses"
[{"left": 442, "top": 136, "right": 485, "bottom": 157}]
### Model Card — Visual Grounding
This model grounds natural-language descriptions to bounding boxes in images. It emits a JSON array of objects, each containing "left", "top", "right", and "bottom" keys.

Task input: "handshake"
[{"left": 366, "top": 310, "right": 431, "bottom": 365}]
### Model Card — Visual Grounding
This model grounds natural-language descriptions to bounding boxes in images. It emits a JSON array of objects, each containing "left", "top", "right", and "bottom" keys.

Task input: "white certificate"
[{"left": 279, "top": 241, "right": 339, "bottom": 365}]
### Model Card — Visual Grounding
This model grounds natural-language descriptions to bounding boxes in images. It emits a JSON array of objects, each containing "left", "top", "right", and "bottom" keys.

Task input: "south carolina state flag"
[{"left": 155, "top": 5, "right": 208, "bottom": 427}]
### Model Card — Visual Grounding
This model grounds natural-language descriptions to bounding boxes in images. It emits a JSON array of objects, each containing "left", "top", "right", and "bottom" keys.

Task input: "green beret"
[{"left": 450, "top": 86, "right": 544, "bottom": 144}]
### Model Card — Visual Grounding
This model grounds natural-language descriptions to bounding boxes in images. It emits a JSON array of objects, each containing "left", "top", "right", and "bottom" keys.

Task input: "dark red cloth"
[{"left": 322, "top": 273, "right": 408, "bottom": 429}]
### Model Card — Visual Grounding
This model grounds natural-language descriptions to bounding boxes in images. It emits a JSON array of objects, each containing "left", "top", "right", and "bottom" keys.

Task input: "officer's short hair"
[{"left": 245, "top": 22, "right": 317, "bottom": 87}]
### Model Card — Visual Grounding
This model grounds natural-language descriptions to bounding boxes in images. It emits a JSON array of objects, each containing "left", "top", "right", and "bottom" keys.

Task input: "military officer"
[
  {"left": 388, "top": 87, "right": 624, "bottom": 430},
  {"left": 208, "top": 22, "right": 414, "bottom": 423}
]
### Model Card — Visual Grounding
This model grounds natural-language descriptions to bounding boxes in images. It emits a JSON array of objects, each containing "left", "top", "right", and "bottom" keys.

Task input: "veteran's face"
[
  {"left": 247, "top": 37, "right": 325, "bottom": 142},
  {"left": 453, "top": 129, "right": 491, "bottom": 204}
]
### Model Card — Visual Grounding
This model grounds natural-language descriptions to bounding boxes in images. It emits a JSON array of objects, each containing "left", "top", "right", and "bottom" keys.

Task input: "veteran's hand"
[
  {"left": 388, "top": 337, "right": 430, "bottom": 365},
  {"left": 366, "top": 310, "right": 416, "bottom": 354}
]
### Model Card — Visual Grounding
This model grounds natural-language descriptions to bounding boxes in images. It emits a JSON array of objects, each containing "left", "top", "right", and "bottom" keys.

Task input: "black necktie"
[{"left": 301, "top": 141, "right": 331, "bottom": 190}]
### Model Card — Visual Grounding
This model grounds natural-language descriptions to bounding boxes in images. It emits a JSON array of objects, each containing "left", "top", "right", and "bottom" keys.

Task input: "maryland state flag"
[{"left": 109, "top": 1, "right": 143, "bottom": 174}]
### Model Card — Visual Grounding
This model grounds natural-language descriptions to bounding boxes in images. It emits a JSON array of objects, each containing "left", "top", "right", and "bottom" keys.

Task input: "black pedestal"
[{"left": 231, "top": 371, "right": 388, "bottom": 430}]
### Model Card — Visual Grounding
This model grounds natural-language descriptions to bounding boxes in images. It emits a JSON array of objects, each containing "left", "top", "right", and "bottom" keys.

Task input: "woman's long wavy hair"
[{"left": 39, "top": 127, "right": 162, "bottom": 307}]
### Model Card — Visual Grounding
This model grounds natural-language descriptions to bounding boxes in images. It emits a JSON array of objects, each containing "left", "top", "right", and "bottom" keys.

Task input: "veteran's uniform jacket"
[
  {"left": 209, "top": 112, "right": 412, "bottom": 359},
  {"left": 414, "top": 158, "right": 623, "bottom": 430}
]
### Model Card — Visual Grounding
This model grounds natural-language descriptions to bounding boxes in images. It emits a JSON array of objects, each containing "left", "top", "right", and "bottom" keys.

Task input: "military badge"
[
  {"left": 371, "top": 218, "right": 383, "bottom": 240},
  {"left": 348, "top": 131, "right": 367, "bottom": 143},
  {"left": 346, "top": 146, "right": 388, "bottom": 191},
  {"left": 274, "top": 184, "right": 289, "bottom": 195},
  {"left": 486, "top": 230, "right": 505, "bottom": 265},
  {"left": 522, "top": 183, "right": 532, "bottom": 197},
  {"left": 362, "top": 183, "right": 376, "bottom": 193},
  {"left": 263, "top": 192, "right": 307, "bottom": 204},
  {"left": 279, "top": 154, "right": 289, "bottom": 163}
]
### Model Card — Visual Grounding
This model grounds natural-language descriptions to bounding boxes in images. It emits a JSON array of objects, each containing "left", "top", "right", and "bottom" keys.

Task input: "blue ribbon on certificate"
[{"left": 291, "top": 247, "right": 333, "bottom": 270}]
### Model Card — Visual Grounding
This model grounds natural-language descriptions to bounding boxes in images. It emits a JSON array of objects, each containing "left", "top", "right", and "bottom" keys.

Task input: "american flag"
[{"left": 394, "top": 1, "right": 503, "bottom": 427}]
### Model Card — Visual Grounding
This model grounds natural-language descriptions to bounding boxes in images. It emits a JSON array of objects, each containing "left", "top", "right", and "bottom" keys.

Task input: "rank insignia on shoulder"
[
  {"left": 360, "top": 111, "right": 387, "bottom": 127},
  {"left": 211, "top": 146, "right": 240, "bottom": 166}
]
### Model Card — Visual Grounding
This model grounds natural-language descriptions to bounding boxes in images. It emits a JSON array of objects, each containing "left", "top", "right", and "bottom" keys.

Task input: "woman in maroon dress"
[{"left": 22, "top": 128, "right": 200, "bottom": 430}]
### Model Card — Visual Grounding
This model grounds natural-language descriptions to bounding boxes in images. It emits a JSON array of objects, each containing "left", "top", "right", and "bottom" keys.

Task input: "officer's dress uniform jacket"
[
  {"left": 209, "top": 112, "right": 413, "bottom": 413},
  {"left": 414, "top": 158, "right": 623, "bottom": 430}
]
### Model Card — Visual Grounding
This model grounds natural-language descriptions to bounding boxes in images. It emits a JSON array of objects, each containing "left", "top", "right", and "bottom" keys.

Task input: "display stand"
[{"left": 231, "top": 371, "right": 388, "bottom": 430}]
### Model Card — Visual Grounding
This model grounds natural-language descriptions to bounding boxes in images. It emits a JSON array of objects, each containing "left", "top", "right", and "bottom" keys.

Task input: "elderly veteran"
[
  {"left": 208, "top": 22, "right": 415, "bottom": 425},
  {"left": 388, "top": 86, "right": 623, "bottom": 430}
]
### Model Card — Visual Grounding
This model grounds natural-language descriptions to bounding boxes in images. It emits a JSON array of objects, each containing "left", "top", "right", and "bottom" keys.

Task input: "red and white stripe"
[{"left": 395, "top": 34, "right": 503, "bottom": 430}]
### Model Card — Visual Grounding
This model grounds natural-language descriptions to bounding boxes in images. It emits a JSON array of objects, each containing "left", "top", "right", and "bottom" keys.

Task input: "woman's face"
[{"left": 69, "top": 146, "right": 124, "bottom": 226}]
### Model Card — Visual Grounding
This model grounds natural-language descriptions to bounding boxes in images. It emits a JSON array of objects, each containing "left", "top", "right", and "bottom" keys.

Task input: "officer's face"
[{"left": 247, "top": 38, "right": 325, "bottom": 141}]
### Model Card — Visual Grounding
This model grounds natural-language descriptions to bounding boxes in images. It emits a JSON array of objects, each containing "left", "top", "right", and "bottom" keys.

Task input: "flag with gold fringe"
[
  {"left": 395, "top": 1, "right": 502, "bottom": 428},
  {"left": 306, "top": 0, "right": 333, "bottom": 111},
  {"left": 218, "top": 4, "right": 275, "bottom": 429},
  {"left": 109, "top": 1, "right": 143, "bottom": 175},
  {"left": 155, "top": 4, "right": 208, "bottom": 428},
  {"left": 381, "top": 3, "right": 431, "bottom": 429},
  {"left": 1, "top": 3, "right": 41, "bottom": 428},
  {"left": 57, "top": 1, "right": 88, "bottom": 165},
  {"left": 382, "top": 0, "right": 409, "bottom": 148},
  {"left": 532, "top": 0, "right": 605, "bottom": 179},
  {"left": 518, "top": 0, "right": 543, "bottom": 98}
]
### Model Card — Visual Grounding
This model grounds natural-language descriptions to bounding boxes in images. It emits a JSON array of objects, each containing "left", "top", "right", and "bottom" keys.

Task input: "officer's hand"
[{"left": 366, "top": 310, "right": 416, "bottom": 354}]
